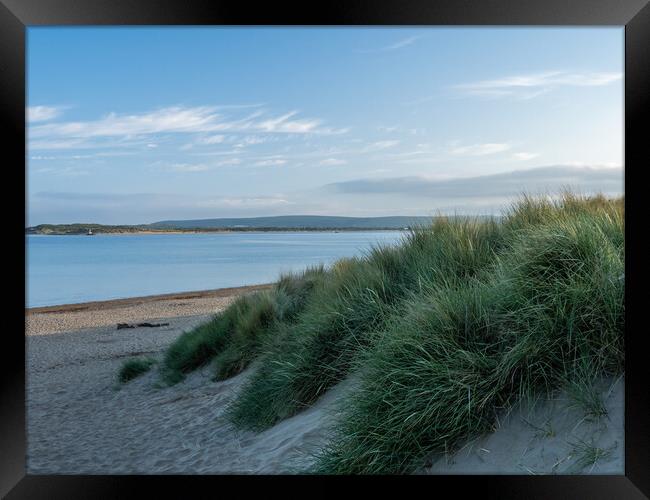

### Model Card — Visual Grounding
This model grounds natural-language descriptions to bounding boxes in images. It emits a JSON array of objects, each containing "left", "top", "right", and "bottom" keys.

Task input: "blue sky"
[{"left": 27, "top": 27, "right": 623, "bottom": 224}]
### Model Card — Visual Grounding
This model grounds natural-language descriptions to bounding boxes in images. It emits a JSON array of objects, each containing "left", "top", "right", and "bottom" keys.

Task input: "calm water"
[{"left": 26, "top": 232, "right": 406, "bottom": 307}]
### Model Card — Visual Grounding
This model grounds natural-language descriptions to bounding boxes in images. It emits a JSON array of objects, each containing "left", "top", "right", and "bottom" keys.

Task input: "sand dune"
[
  {"left": 424, "top": 377, "right": 623, "bottom": 474},
  {"left": 26, "top": 300, "right": 623, "bottom": 474}
]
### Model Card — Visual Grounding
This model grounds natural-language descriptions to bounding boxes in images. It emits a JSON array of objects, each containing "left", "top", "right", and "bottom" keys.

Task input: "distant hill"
[
  {"left": 26, "top": 215, "right": 500, "bottom": 235},
  {"left": 148, "top": 215, "right": 437, "bottom": 230}
]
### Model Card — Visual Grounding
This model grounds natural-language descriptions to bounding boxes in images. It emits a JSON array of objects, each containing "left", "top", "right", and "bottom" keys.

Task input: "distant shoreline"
[
  {"left": 26, "top": 215, "right": 473, "bottom": 235},
  {"left": 26, "top": 283, "right": 273, "bottom": 315},
  {"left": 26, "top": 228, "right": 408, "bottom": 236}
]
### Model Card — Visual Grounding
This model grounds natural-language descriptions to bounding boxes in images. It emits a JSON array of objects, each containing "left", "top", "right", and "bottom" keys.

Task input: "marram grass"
[
  {"left": 118, "top": 357, "right": 157, "bottom": 383},
  {"left": 153, "top": 193, "right": 623, "bottom": 474},
  {"left": 160, "top": 265, "right": 326, "bottom": 385},
  {"left": 315, "top": 194, "right": 623, "bottom": 473},
  {"left": 227, "top": 219, "right": 503, "bottom": 430}
]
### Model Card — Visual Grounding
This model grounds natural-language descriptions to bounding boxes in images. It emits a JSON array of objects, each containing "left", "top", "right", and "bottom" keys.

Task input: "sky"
[{"left": 27, "top": 27, "right": 624, "bottom": 225}]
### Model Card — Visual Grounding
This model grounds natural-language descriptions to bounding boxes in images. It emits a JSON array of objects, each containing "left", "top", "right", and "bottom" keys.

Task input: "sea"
[{"left": 26, "top": 231, "right": 406, "bottom": 308}]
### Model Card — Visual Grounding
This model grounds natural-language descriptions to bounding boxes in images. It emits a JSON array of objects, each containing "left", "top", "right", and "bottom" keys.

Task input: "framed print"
[{"left": 2, "top": 0, "right": 649, "bottom": 497}]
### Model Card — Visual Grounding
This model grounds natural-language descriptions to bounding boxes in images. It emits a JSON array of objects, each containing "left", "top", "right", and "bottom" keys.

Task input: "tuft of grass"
[
  {"left": 314, "top": 287, "right": 502, "bottom": 473},
  {"left": 118, "top": 357, "right": 157, "bottom": 383},
  {"left": 226, "top": 257, "right": 394, "bottom": 430},
  {"left": 161, "top": 266, "right": 326, "bottom": 385},
  {"left": 563, "top": 359, "right": 608, "bottom": 421},
  {"left": 569, "top": 438, "right": 616, "bottom": 473}
]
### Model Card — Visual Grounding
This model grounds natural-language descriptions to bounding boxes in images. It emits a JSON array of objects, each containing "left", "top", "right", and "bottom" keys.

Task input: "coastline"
[
  {"left": 26, "top": 284, "right": 272, "bottom": 336},
  {"left": 27, "top": 228, "right": 408, "bottom": 236}
]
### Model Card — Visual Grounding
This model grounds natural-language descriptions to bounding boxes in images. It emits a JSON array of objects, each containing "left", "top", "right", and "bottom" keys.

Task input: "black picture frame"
[{"left": 2, "top": 0, "right": 648, "bottom": 497}]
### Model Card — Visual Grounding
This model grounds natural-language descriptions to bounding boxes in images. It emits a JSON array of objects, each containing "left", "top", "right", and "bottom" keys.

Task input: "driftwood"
[{"left": 116, "top": 322, "right": 170, "bottom": 330}]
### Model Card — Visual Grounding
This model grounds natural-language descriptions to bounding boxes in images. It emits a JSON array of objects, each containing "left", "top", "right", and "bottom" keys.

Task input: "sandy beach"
[
  {"left": 26, "top": 286, "right": 348, "bottom": 474},
  {"left": 26, "top": 287, "right": 624, "bottom": 474},
  {"left": 26, "top": 284, "right": 272, "bottom": 336}
]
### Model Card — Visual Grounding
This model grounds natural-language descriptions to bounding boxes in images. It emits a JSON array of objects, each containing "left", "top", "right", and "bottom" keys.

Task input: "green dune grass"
[
  {"left": 153, "top": 192, "right": 624, "bottom": 473},
  {"left": 161, "top": 265, "right": 327, "bottom": 385},
  {"left": 315, "top": 194, "right": 623, "bottom": 473},
  {"left": 118, "top": 357, "right": 157, "bottom": 383}
]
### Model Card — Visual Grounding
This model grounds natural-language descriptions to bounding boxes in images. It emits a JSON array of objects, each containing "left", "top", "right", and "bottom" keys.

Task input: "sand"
[
  {"left": 26, "top": 289, "right": 624, "bottom": 475},
  {"left": 424, "top": 377, "right": 624, "bottom": 474},
  {"left": 25, "top": 284, "right": 271, "bottom": 336},
  {"left": 26, "top": 300, "right": 348, "bottom": 474}
]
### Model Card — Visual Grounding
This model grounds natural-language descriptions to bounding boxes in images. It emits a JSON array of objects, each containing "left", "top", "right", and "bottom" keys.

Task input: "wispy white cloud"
[
  {"left": 191, "top": 150, "right": 242, "bottom": 157},
  {"left": 236, "top": 135, "right": 269, "bottom": 146},
  {"left": 185, "top": 134, "right": 274, "bottom": 151},
  {"left": 393, "top": 151, "right": 428, "bottom": 158},
  {"left": 326, "top": 165, "right": 624, "bottom": 200},
  {"left": 450, "top": 142, "right": 511, "bottom": 156},
  {"left": 254, "top": 158, "right": 287, "bottom": 167},
  {"left": 512, "top": 152, "right": 539, "bottom": 161},
  {"left": 357, "top": 35, "right": 423, "bottom": 53},
  {"left": 455, "top": 71, "right": 622, "bottom": 99},
  {"left": 29, "top": 106, "right": 346, "bottom": 151},
  {"left": 388, "top": 146, "right": 431, "bottom": 158},
  {"left": 197, "top": 134, "right": 226, "bottom": 145},
  {"left": 383, "top": 36, "right": 420, "bottom": 50},
  {"left": 30, "top": 152, "right": 123, "bottom": 161},
  {"left": 29, "top": 135, "right": 161, "bottom": 151},
  {"left": 365, "top": 168, "right": 393, "bottom": 174},
  {"left": 214, "top": 158, "right": 242, "bottom": 166},
  {"left": 29, "top": 139, "right": 87, "bottom": 150},
  {"left": 31, "top": 106, "right": 218, "bottom": 139},
  {"left": 34, "top": 166, "right": 89, "bottom": 176},
  {"left": 256, "top": 111, "right": 320, "bottom": 133},
  {"left": 396, "top": 156, "right": 441, "bottom": 165},
  {"left": 197, "top": 196, "right": 292, "bottom": 208},
  {"left": 320, "top": 158, "right": 347, "bottom": 166},
  {"left": 30, "top": 156, "right": 58, "bottom": 160},
  {"left": 27, "top": 105, "right": 65, "bottom": 123},
  {"left": 169, "top": 163, "right": 210, "bottom": 172},
  {"left": 30, "top": 191, "right": 295, "bottom": 224},
  {"left": 364, "top": 140, "right": 400, "bottom": 152},
  {"left": 167, "top": 157, "right": 249, "bottom": 171},
  {"left": 562, "top": 161, "right": 622, "bottom": 168}
]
